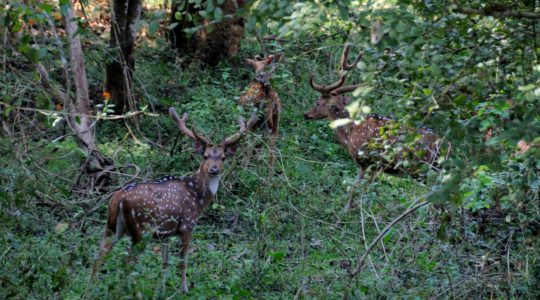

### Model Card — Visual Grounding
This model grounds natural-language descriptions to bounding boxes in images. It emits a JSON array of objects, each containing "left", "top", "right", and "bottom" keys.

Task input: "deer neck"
[
  {"left": 193, "top": 169, "right": 220, "bottom": 210},
  {"left": 327, "top": 110, "right": 353, "bottom": 147}
]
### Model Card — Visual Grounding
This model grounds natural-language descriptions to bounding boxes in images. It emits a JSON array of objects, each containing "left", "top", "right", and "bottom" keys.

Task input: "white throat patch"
[{"left": 208, "top": 175, "right": 220, "bottom": 196}]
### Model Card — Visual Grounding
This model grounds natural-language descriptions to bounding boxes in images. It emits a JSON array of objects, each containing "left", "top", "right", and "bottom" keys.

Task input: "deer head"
[
  {"left": 304, "top": 44, "right": 363, "bottom": 120},
  {"left": 169, "top": 107, "right": 257, "bottom": 177},
  {"left": 244, "top": 53, "right": 282, "bottom": 75}
]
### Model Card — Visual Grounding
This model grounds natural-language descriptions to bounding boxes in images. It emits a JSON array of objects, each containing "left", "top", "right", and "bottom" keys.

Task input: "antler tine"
[
  {"left": 221, "top": 112, "right": 257, "bottom": 147},
  {"left": 324, "top": 73, "right": 347, "bottom": 92},
  {"left": 266, "top": 53, "right": 283, "bottom": 77},
  {"left": 332, "top": 83, "right": 369, "bottom": 95},
  {"left": 245, "top": 57, "right": 268, "bottom": 73},
  {"left": 309, "top": 75, "right": 325, "bottom": 93},
  {"left": 169, "top": 107, "right": 212, "bottom": 145},
  {"left": 191, "top": 128, "right": 213, "bottom": 146},
  {"left": 169, "top": 108, "right": 195, "bottom": 140},
  {"left": 245, "top": 58, "right": 259, "bottom": 70},
  {"left": 310, "top": 74, "right": 347, "bottom": 95},
  {"left": 340, "top": 43, "right": 363, "bottom": 71}
]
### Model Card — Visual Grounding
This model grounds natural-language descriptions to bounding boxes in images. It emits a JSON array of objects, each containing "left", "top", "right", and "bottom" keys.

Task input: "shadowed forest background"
[{"left": 1, "top": 0, "right": 539, "bottom": 298}]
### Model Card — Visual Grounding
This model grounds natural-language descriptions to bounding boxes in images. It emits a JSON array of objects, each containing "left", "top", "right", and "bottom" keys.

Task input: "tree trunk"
[
  {"left": 38, "top": 0, "right": 114, "bottom": 187},
  {"left": 105, "top": 0, "right": 142, "bottom": 112},
  {"left": 169, "top": 0, "right": 245, "bottom": 65}
]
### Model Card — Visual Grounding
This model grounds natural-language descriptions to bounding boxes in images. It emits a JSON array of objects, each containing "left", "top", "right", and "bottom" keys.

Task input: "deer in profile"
[
  {"left": 304, "top": 44, "right": 441, "bottom": 211},
  {"left": 238, "top": 53, "right": 282, "bottom": 172},
  {"left": 90, "top": 107, "right": 256, "bottom": 292}
]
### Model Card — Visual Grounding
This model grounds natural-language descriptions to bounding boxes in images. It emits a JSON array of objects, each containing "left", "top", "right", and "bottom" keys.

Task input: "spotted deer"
[
  {"left": 304, "top": 44, "right": 441, "bottom": 211},
  {"left": 91, "top": 107, "right": 256, "bottom": 292},
  {"left": 238, "top": 53, "right": 282, "bottom": 172}
]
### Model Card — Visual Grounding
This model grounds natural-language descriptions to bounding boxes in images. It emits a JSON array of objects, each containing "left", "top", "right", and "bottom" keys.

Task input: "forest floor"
[{"left": 1, "top": 28, "right": 536, "bottom": 298}]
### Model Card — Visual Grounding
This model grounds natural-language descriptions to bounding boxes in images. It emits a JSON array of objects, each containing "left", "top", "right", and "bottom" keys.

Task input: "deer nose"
[
  {"left": 304, "top": 112, "right": 312, "bottom": 119},
  {"left": 209, "top": 166, "right": 220, "bottom": 175}
]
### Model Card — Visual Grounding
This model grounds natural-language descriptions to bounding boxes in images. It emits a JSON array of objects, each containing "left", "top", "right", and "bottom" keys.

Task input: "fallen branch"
[{"left": 348, "top": 195, "right": 431, "bottom": 278}]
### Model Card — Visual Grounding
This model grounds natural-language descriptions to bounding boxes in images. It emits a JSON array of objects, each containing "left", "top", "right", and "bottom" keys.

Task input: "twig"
[
  {"left": 506, "top": 230, "right": 514, "bottom": 283},
  {"left": 446, "top": 270, "right": 456, "bottom": 299},
  {"left": 454, "top": 6, "right": 540, "bottom": 19},
  {"left": 348, "top": 194, "right": 431, "bottom": 278},
  {"left": 255, "top": 30, "right": 267, "bottom": 54},
  {"left": 0, "top": 101, "right": 158, "bottom": 120}
]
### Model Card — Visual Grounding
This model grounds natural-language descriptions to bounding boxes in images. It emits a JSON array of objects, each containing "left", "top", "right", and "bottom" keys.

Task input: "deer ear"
[
  {"left": 224, "top": 144, "right": 239, "bottom": 157},
  {"left": 194, "top": 141, "right": 205, "bottom": 155}
]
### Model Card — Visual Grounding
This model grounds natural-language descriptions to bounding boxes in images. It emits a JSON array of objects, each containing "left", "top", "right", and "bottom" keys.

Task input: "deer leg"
[
  {"left": 344, "top": 167, "right": 365, "bottom": 213},
  {"left": 161, "top": 243, "right": 169, "bottom": 269},
  {"left": 127, "top": 227, "right": 143, "bottom": 264},
  {"left": 90, "top": 228, "right": 116, "bottom": 281},
  {"left": 179, "top": 230, "right": 192, "bottom": 293},
  {"left": 267, "top": 132, "right": 277, "bottom": 177}
]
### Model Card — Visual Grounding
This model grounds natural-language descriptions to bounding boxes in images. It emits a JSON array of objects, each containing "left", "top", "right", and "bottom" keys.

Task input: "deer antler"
[
  {"left": 310, "top": 44, "right": 363, "bottom": 95},
  {"left": 332, "top": 83, "right": 369, "bottom": 95},
  {"left": 340, "top": 43, "right": 363, "bottom": 71},
  {"left": 310, "top": 74, "right": 347, "bottom": 95},
  {"left": 266, "top": 54, "right": 283, "bottom": 77},
  {"left": 169, "top": 107, "right": 213, "bottom": 145},
  {"left": 221, "top": 112, "right": 258, "bottom": 147},
  {"left": 245, "top": 58, "right": 268, "bottom": 73},
  {"left": 246, "top": 53, "right": 283, "bottom": 75}
]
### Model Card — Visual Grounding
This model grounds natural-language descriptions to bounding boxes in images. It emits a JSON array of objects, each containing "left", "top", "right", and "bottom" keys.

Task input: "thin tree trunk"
[
  {"left": 56, "top": 0, "right": 113, "bottom": 186},
  {"left": 105, "top": 0, "right": 142, "bottom": 112}
]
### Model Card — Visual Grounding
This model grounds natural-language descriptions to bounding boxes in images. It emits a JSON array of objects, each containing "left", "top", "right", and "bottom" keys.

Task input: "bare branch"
[
  {"left": 455, "top": 6, "right": 540, "bottom": 19},
  {"left": 348, "top": 196, "right": 431, "bottom": 278}
]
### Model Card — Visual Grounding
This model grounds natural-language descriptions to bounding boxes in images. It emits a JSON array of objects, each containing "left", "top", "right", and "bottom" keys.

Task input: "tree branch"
[
  {"left": 455, "top": 6, "right": 540, "bottom": 19},
  {"left": 348, "top": 196, "right": 431, "bottom": 278}
]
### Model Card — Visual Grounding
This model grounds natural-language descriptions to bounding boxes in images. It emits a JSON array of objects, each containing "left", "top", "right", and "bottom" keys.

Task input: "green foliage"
[{"left": 1, "top": 0, "right": 540, "bottom": 298}]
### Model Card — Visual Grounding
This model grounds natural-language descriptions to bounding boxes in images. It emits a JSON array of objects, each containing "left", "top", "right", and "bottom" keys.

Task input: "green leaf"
[
  {"left": 168, "top": 22, "right": 179, "bottom": 30},
  {"left": 214, "top": 7, "right": 223, "bottom": 21},
  {"left": 174, "top": 11, "right": 182, "bottom": 21},
  {"left": 206, "top": 0, "right": 214, "bottom": 13}
]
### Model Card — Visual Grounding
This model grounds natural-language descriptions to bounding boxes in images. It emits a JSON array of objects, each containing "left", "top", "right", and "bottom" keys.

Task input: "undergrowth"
[{"left": 1, "top": 21, "right": 539, "bottom": 300}]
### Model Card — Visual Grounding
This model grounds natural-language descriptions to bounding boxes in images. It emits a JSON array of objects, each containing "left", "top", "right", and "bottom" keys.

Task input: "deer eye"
[
  {"left": 203, "top": 154, "right": 209, "bottom": 159},
  {"left": 316, "top": 101, "right": 322, "bottom": 106}
]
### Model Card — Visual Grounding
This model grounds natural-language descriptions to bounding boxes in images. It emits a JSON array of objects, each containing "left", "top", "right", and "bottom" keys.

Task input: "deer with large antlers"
[
  {"left": 90, "top": 107, "right": 256, "bottom": 292},
  {"left": 305, "top": 44, "right": 441, "bottom": 211},
  {"left": 238, "top": 53, "right": 282, "bottom": 172}
]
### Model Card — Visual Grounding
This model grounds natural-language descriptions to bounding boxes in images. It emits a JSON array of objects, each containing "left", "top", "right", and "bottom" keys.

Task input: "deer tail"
[{"left": 106, "top": 193, "right": 125, "bottom": 239}]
